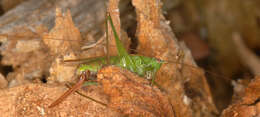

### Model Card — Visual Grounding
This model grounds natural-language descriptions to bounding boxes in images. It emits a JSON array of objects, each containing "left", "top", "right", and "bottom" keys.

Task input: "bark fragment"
[
  {"left": 132, "top": 0, "right": 217, "bottom": 116},
  {"left": 97, "top": 66, "right": 174, "bottom": 117},
  {"left": 0, "top": 73, "right": 7, "bottom": 89},
  {"left": 0, "top": 83, "right": 120, "bottom": 116},
  {"left": 221, "top": 77, "right": 260, "bottom": 117},
  {"left": 42, "top": 8, "right": 81, "bottom": 83}
]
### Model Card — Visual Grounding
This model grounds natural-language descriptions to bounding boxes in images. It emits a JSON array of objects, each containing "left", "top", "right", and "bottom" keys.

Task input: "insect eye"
[{"left": 145, "top": 71, "right": 152, "bottom": 80}]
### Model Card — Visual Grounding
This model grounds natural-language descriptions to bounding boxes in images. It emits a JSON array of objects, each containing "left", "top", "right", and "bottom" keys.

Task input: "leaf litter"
[
  {"left": 0, "top": 0, "right": 221, "bottom": 116},
  {"left": 0, "top": 7, "right": 175, "bottom": 117}
]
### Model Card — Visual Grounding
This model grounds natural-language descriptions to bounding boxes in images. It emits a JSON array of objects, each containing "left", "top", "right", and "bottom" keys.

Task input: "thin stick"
[
  {"left": 48, "top": 71, "right": 89, "bottom": 108},
  {"left": 233, "top": 32, "right": 260, "bottom": 76}
]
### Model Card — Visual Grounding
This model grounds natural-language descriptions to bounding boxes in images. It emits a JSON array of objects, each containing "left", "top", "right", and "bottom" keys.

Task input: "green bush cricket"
[{"left": 48, "top": 13, "right": 164, "bottom": 107}]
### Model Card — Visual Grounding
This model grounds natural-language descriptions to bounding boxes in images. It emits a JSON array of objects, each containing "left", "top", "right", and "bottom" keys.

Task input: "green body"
[
  {"left": 78, "top": 14, "right": 163, "bottom": 81},
  {"left": 78, "top": 55, "right": 162, "bottom": 79}
]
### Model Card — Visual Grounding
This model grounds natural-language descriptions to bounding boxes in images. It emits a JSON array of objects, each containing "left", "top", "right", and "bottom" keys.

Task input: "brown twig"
[{"left": 232, "top": 32, "right": 260, "bottom": 76}]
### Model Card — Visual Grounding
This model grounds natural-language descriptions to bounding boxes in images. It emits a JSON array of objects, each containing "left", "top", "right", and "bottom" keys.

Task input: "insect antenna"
[
  {"left": 105, "top": 11, "right": 110, "bottom": 65},
  {"left": 165, "top": 60, "right": 232, "bottom": 82}
]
